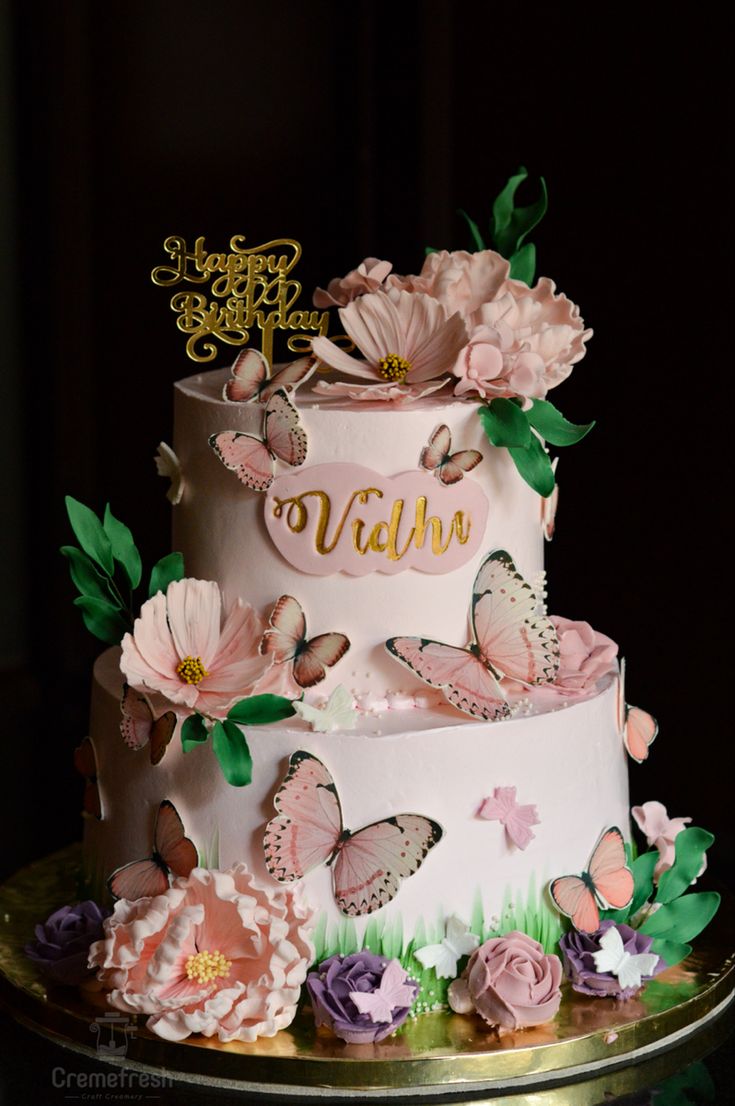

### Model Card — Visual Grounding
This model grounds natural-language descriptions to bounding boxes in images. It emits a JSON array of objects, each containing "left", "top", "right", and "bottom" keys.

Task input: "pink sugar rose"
[
  {"left": 448, "top": 931, "right": 562, "bottom": 1034},
  {"left": 549, "top": 616, "right": 618, "bottom": 692},
  {"left": 120, "top": 578, "right": 272, "bottom": 718},
  {"left": 88, "top": 865, "right": 315, "bottom": 1043},
  {"left": 632, "top": 801, "right": 704, "bottom": 882},
  {"left": 313, "top": 257, "right": 394, "bottom": 308}
]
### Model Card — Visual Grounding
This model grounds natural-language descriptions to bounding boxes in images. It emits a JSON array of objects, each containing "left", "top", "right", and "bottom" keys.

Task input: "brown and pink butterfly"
[
  {"left": 108, "top": 800, "right": 197, "bottom": 900},
  {"left": 260, "top": 595, "right": 350, "bottom": 692},
  {"left": 74, "top": 737, "right": 101, "bottom": 821},
  {"left": 222, "top": 348, "right": 317, "bottom": 405},
  {"left": 420, "top": 424, "right": 483, "bottom": 485},
  {"left": 549, "top": 826, "right": 634, "bottom": 933},
  {"left": 386, "top": 549, "right": 560, "bottom": 721},
  {"left": 209, "top": 388, "right": 307, "bottom": 493},
  {"left": 264, "top": 751, "right": 443, "bottom": 916},
  {"left": 617, "top": 659, "right": 658, "bottom": 763},
  {"left": 120, "top": 685, "right": 177, "bottom": 766}
]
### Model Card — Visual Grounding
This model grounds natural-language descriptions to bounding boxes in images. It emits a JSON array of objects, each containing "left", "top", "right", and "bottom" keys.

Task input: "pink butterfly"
[
  {"left": 208, "top": 388, "right": 307, "bottom": 493},
  {"left": 386, "top": 549, "right": 559, "bottom": 721},
  {"left": 264, "top": 751, "right": 443, "bottom": 916},
  {"left": 222, "top": 348, "right": 317, "bottom": 404},
  {"left": 108, "top": 800, "right": 198, "bottom": 901},
  {"left": 349, "top": 960, "right": 417, "bottom": 1023},
  {"left": 549, "top": 826, "right": 634, "bottom": 933},
  {"left": 540, "top": 459, "right": 559, "bottom": 541},
  {"left": 478, "top": 786, "right": 540, "bottom": 850},
  {"left": 260, "top": 595, "right": 350, "bottom": 689},
  {"left": 120, "top": 685, "right": 177, "bottom": 766},
  {"left": 73, "top": 737, "right": 101, "bottom": 821},
  {"left": 419, "top": 424, "right": 483, "bottom": 485},
  {"left": 617, "top": 659, "right": 658, "bottom": 763}
]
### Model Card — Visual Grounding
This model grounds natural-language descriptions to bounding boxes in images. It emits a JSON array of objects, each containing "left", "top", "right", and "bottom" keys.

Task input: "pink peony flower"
[
  {"left": 549, "top": 616, "right": 618, "bottom": 692},
  {"left": 89, "top": 865, "right": 315, "bottom": 1043},
  {"left": 452, "top": 325, "right": 545, "bottom": 401},
  {"left": 632, "top": 801, "right": 704, "bottom": 882},
  {"left": 312, "top": 289, "right": 467, "bottom": 389},
  {"left": 448, "top": 931, "right": 561, "bottom": 1034},
  {"left": 313, "top": 257, "right": 394, "bottom": 308},
  {"left": 403, "top": 249, "right": 510, "bottom": 319},
  {"left": 120, "top": 578, "right": 272, "bottom": 717}
]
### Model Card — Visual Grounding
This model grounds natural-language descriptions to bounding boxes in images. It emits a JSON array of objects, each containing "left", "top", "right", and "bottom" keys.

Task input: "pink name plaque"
[{"left": 264, "top": 463, "right": 489, "bottom": 576}]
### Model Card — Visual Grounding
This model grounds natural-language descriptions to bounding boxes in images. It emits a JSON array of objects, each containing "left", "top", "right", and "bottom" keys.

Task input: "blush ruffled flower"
[
  {"left": 550, "top": 616, "right": 619, "bottom": 692},
  {"left": 25, "top": 901, "right": 110, "bottom": 986},
  {"left": 120, "top": 578, "right": 271, "bottom": 717},
  {"left": 448, "top": 931, "right": 561, "bottom": 1033},
  {"left": 306, "top": 952, "right": 418, "bottom": 1044},
  {"left": 402, "top": 249, "right": 510, "bottom": 319},
  {"left": 88, "top": 865, "right": 314, "bottom": 1043},
  {"left": 632, "top": 801, "right": 704, "bottom": 882},
  {"left": 313, "top": 258, "right": 393, "bottom": 308},
  {"left": 560, "top": 921, "right": 665, "bottom": 1000}
]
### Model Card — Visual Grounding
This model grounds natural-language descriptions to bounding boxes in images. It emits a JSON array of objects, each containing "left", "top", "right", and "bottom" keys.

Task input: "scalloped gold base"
[{"left": 1, "top": 845, "right": 733, "bottom": 1102}]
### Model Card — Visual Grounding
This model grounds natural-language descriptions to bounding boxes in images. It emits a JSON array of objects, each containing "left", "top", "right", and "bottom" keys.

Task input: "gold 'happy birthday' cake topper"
[{"left": 151, "top": 235, "right": 330, "bottom": 365}]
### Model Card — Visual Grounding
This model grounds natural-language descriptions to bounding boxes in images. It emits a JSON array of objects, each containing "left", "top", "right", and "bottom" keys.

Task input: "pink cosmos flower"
[
  {"left": 88, "top": 865, "right": 315, "bottom": 1043},
  {"left": 120, "top": 578, "right": 271, "bottom": 717},
  {"left": 313, "top": 257, "right": 393, "bottom": 308},
  {"left": 312, "top": 377, "right": 449, "bottom": 405},
  {"left": 312, "top": 289, "right": 467, "bottom": 398},
  {"left": 631, "top": 801, "right": 704, "bottom": 882}
]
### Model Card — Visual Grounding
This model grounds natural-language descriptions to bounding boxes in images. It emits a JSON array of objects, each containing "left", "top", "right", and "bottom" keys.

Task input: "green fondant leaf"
[
  {"left": 603, "top": 850, "right": 658, "bottom": 924},
  {"left": 638, "top": 891, "right": 720, "bottom": 943},
  {"left": 60, "top": 546, "right": 112, "bottom": 603},
  {"left": 103, "top": 504, "right": 142, "bottom": 590},
  {"left": 65, "top": 496, "right": 114, "bottom": 576},
  {"left": 181, "top": 713, "right": 208, "bottom": 752},
  {"left": 73, "top": 595, "right": 128, "bottom": 645},
  {"left": 424, "top": 246, "right": 437, "bottom": 256},
  {"left": 508, "top": 242, "right": 536, "bottom": 284},
  {"left": 651, "top": 938, "right": 693, "bottom": 969},
  {"left": 508, "top": 434, "right": 556, "bottom": 497},
  {"left": 478, "top": 398, "right": 531, "bottom": 448},
  {"left": 655, "top": 827, "right": 715, "bottom": 905},
  {"left": 458, "top": 208, "right": 486, "bottom": 252},
  {"left": 212, "top": 719, "right": 253, "bottom": 787},
  {"left": 492, "top": 168, "right": 548, "bottom": 259},
  {"left": 148, "top": 551, "right": 185, "bottom": 598},
  {"left": 526, "top": 399, "right": 595, "bottom": 447},
  {"left": 227, "top": 694, "right": 296, "bottom": 725}
]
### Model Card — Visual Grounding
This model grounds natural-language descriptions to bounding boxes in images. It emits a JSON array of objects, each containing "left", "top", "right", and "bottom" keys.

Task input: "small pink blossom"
[
  {"left": 478, "top": 786, "right": 540, "bottom": 850},
  {"left": 632, "top": 801, "right": 703, "bottom": 882},
  {"left": 120, "top": 578, "right": 272, "bottom": 718},
  {"left": 313, "top": 258, "right": 394, "bottom": 308},
  {"left": 89, "top": 865, "right": 315, "bottom": 1043}
]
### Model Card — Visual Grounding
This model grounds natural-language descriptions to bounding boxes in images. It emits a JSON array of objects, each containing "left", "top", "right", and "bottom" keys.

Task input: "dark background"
[{"left": 0, "top": 3, "right": 732, "bottom": 886}]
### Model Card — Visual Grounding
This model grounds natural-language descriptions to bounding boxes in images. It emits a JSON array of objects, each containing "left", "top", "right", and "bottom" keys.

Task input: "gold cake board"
[{"left": 1, "top": 845, "right": 732, "bottom": 1103}]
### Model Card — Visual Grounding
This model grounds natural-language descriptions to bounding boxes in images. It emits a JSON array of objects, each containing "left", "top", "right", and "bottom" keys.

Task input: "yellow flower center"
[
  {"left": 185, "top": 948, "right": 232, "bottom": 985},
  {"left": 176, "top": 655, "right": 209, "bottom": 685},
  {"left": 378, "top": 352, "right": 411, "bottom": 382}
]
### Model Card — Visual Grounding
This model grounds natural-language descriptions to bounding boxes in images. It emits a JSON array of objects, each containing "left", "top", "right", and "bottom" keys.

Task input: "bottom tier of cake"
[{"left": 84, "top": 649, "right": 629, "bottom": 961}]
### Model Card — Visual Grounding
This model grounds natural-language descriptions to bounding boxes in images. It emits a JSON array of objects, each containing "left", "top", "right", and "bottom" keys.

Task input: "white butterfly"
[
  {"left": 592, "top": 926, "right": 659, "bottom": 990},
  {"left": 349, "top": 960, "right": 416, "bottom": 1024},
  {"left": 154, "top": 441, "right": 184, "bottom": 505},
  {"left": 293, "top": 685, "right": 357, "bottom": 733},
  {"left": 414, "top": 915, "right": 480, "bottom": 979}
]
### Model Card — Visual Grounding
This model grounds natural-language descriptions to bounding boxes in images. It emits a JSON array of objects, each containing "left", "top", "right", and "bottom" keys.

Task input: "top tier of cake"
[{"left": 172, "top": 369, "right": 545, "bottom": 703}]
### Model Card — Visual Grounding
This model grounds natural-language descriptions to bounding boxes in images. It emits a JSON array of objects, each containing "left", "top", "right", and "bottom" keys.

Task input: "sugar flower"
[
  {"left": 312, "top": 377, "right": 449, "bottom": 405},
  {"left": 89, "top": 865, "right": 314, "bottom": 1043},
  {"left": 26, "top": 901, "right": 111, "bottom": 986},
  {"left": 560, "top": 920, "right": 664, "bottom": 1000},
  {"left": 313, "top": 257, "right": 394, "bottom": 308},
  {"left": 154, "top": 442, "right": 184, "bottom": 505},
  {"left": 448, "top": 931, "right": 561, "bottom": 1034},
  {"left": 306, "top": 952, "right": 418, "bottom": 1044},
  {"left": 120, "top": 578, "right": 271, "bottom": 717},
  {"left": 399, "top": 249, "right": 510, "bottom": 319},
  {"left": 549, "top": 616, "right": 618, "bottom": 692},
  {"left": 478, "top": 786, "right": 540, "bottom": 851},
  {"left": 632, "top": 801, "right": 704, "bottom": 881}
]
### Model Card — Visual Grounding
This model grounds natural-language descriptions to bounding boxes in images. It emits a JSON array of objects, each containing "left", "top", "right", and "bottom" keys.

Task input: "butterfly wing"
[
  {"left": 420, "top": 424, "right": 451, "bottom": 472},
  {"left": 503, "top": 805, "right": 540, "bottom": 851},
  {"left": 587, "top": 826, "right": 634, "bottom": 910},
  {"left": 541, "top": 483, "right": 559, "bottom": 541},
  {"left": 472, "top": 549, "right": 559, "bottom": 685},
  {"left": 149, "top": 711, "right": 178, "bottom": 765},
  {"left": 592, "top": 925, "right": 625, "bottom": 974},
  {"left": 386, "top": 637, "right": 510, "bottom": 721},
  {"left": 262, "top": 389, "right": 308, "bottom": 467},
  {"left": 108, "top": 858, "right": 170, "bottom": 901},
  {"left": 624, "top": 706, "right": 658, "bottom": 763},
  {"left": 119, "top": 685, "right": 153, "bottom": 750},
  {"left": 154, "top": 800, "right": 198, "bottom": 878},
  {"left": 293, "top": 633, "right": 351, "bottom": 688},
  {"left": 209, "top": 431, "right": 275, "bottom": 492},
  {"left": 260, "top": 595, "right": 306, "bottom": 663},
  {"left": 332, "top": 814, "right": 443, "bottom": 916},
  {"left": 549, "top": 874, "right": 601, "bottom": 933},
  {"left": 349, "top": 961, "right": 416, "bottom": 1022},
  {"left": 74, "top": 737, "right": 102, "bottom": 820},
  {"left": 261, "top": 355, "right": 318, "bottom": 403},
  {"left": 264, "top": 750, "right": 343, "bottom": 881},
  {"left": 437, "top": 449, "right": 483, "bottom": 486},
  {"left": 223, "top": 348, "right": 269, "bottom": 403}
]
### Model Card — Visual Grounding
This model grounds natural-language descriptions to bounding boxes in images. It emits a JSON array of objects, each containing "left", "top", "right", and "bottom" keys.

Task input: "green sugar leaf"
[
  {"left": 526, "top": 399, "right": 595, "bottom": 446},
  {"left": 638, "top": 891, "right": 720, "bottom": 943},
  {"left": 651, "top": 938, "right": 693, "bottom": 969},
  {"left": 655, "top": 827, "right": 715, "bottom": 904},
  {"left": 508, "top": 242, "right": 536, "bottom": 284},
  {"left": 602, "top": 849, "right": 658, "bottom": 925},
  {"left": 148, "top": 552, "right": 185, "bottom": 598},
  {"left": 65, "top": 496, "right": 114, "bottom": 576},
  {"left": 491, "top": 168, "right": 548, "bottom": 259},
  {"left": 103, "top": 504, "right": 142, "bottom": 590},
  {"left": 73, "top": 595, "right": 128, "bottom": 645},
  {"left": 227, "top": 695, "right": 296, "bottom": 725},
  {"left": 60, "top": 546, "right": 112, "bottom": 603},
  {"left": 478, "top": 398, "right": 531, "bottom": 448},
  {"left": 212, "top": 720, "right": 253, "bottom": 787},
  {"left": 458, "top": 208, "right": 486, "bottom": 252},
  {"left": 508, "top": 434, "right": 556, "bottom": 497},
  {"left": 181, "top": 713, "right": 208, "bottom": 752}
]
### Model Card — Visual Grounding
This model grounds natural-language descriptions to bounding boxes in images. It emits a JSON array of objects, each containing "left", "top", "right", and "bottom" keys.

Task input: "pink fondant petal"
[
  {"left": 166, "top": 579, "right": 222, "bottom": 667},
  {"left": 311, "top": 336, "right": 376, "bottom": 379}
]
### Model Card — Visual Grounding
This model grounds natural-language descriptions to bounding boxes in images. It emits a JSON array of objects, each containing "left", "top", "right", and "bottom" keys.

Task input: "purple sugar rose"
[
  {"left": 306, "top": 952, "right": 418, "bottom": 1044},
  {"left": 25, "top": 901, "right": 110, "bottom": 986},
  {"left": 560, "top": 920, "right": 665, "bottom": 1000}
]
